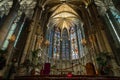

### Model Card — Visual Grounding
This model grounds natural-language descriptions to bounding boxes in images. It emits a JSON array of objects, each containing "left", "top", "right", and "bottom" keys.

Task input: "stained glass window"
[
  {"left": 70, "top": 26, "right": 79, "bottom": 59},
  {"left": 77, "top": 27, "right": 85, "bottom": 57},
  {"left": 110, "top": 9, "right": 120, "bottom": 42},
  {"left": 111, "top": 10, "right": 120, "bottom": 42},
  {"left": 47, "top": 3, "right": 84, "bottom": 60},
  {"left": 53, "top": 27, "right": 61, "bottom": 59},
  {"left": 48, "top": 28, "right": 54, "bottom": 58},
  {"left": 62, "top": 28, "right": 70, "bottom": 60},
  {"left": 111, "top": 9, "right": 120, "bottom": 23},
  {"left": 106, "top": 8, "right": 120, "bottom": 43},
  {"left": 2, "top": 22, "right": 17, "bottom": 50},
  {"left": 47, "top": 25, "right": 85, "bottom": 60}
]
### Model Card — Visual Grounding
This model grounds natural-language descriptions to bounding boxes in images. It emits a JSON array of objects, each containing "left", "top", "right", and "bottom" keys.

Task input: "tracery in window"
[
  {"left": 48, "top": 28, "right": 54, "bottom": 58},
  {"left": 77, "top": 27, "right": 85, "bottom": 57},
  {"left": 53, "top": 27, "right": 61, "bottom": 59},
  {"left": 62, "top": 28, "right": 70, "bottom": 60},
  {"left": 70, "top": 26, "right": 79, "bottom": 59}
]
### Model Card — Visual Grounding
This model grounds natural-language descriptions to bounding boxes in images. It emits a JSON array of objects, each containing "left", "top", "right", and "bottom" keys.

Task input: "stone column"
[
  {"left": 101, "top": 30, "right": 112, "bottom": 52},
  {"left": 0, "top": 1, "right": 20, "bottom": 48},
  {"left": 20, "top": 6, "right": 42, "bottom": 64}
]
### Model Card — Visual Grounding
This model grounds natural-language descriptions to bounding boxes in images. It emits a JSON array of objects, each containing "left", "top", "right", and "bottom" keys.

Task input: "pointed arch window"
[
  {"left": 62, "top": 28, "right": 70, "bottom": 60},
  {"left": 77, "top": 28, "right": 84, "bottom": 57},
  {"left": 70, "top": 26, "right": 79, "bottom": 59},
  {"left": 106, "top": 8, "right": 120, "bottom": 43},
  {"left": 111, "top": 9, "right": 120, "bottom": 23},
  {"left": 48, "top": 28, "right": 54, "bottom": 58},
  {"left": 47, "top": 25, "right": 86, "bottom": 60},
  {"left": 53, "top": 27, "right": 61, "bottom": 59}
]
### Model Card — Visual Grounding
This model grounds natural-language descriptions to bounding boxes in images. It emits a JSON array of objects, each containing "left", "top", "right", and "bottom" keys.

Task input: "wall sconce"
[
  {"left": 9, "top": 35, "right": 16, "bottom": 42},
  {"left": 81, "top": 38, "right": 87, "bottom": 46},
  {"left": 44, "top": 40, "right": 50, "bottom": 47}
]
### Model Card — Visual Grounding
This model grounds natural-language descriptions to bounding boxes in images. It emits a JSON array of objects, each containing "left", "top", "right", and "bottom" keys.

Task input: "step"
[{"left": 14, "top": 75, "right": 120, "bottom": 80}]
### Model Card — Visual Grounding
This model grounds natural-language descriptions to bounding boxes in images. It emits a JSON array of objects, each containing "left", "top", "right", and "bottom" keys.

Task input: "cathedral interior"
[{"left": 0, "top": 0, "right": 120, "bottom": 79}]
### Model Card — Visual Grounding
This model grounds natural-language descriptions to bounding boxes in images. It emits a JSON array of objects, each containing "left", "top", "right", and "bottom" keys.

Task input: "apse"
[{"left": 46, "top": 3, "right": 85, "bottom": 60}]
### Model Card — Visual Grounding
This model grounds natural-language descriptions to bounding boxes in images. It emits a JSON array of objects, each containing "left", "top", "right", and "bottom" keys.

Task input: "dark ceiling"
[{"left": 0, "top": 0, "right": 114, "bottom": 18}]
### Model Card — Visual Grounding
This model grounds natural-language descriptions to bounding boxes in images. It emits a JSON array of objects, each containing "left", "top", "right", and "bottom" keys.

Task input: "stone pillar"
[
  {"left": 20, "top": 6, "right": 42, "bottom": 64},
  {"left": 0, "top": 40, "right": 14, "bottom": 77},
  {"left": 101, "top": 30, "right": 112, "bottom": 52},
  {"left": 0, "top": 1, "right": 20, "bottom": 48},
  {"left": 95, "top": 33, "right": 104, "bottom": 52}
]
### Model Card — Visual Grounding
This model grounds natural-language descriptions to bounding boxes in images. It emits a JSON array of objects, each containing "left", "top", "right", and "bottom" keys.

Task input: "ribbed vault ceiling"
[
  {"left": 44, "top": 0, "right": 114, "bottom": 33},
  {"left": 49, "top": 3, "right": 80, "bottom": 31}
]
